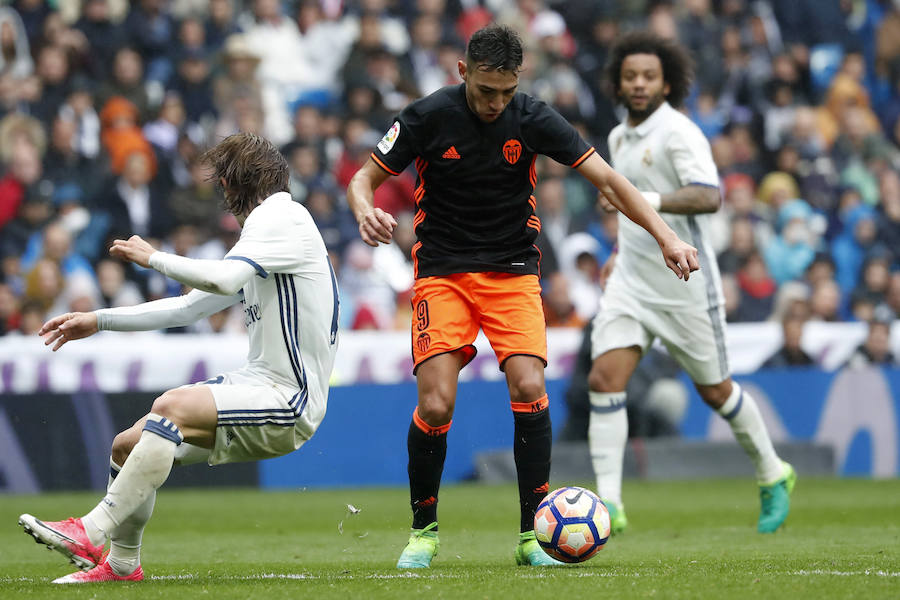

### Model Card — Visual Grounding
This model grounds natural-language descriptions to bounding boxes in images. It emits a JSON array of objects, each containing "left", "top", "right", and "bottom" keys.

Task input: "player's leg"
[
  {"left": 501, "top": 354, "right": 562, "bottom": 566},
  {"left": 586, "top": 297, "right": 651, "bottom": 534},
  {"left": 398, "top": 275, "right": 478, "bottom": 568},
  {"left": 83, "top": 386, "right": 216, "bottom": 540},
  {"left": 396, "top": 351, "right": 465, "bottom": 568},
  {"left": 18, "top": 422, "right": 146, "bottom": 575},
  {"left": 82, "top": 422, "right": 210, "bottom": 582},
  {"left": 586, "top": 346, "right": 641, "bottom": 534},
  {"left": 659, "top": 302, "right": 795, "bottom": 533},
  {"left": 410, "top": 352, "right": 464, "bottom": 530},
  {"left": 475, "top": 272, "right": 560, "bottom": 566},
  {"left": 19, "top": 386, "right": 216, "bottom": 578},
  {"left": 695, "top": 378, "right": 795, "bottom": 532}
]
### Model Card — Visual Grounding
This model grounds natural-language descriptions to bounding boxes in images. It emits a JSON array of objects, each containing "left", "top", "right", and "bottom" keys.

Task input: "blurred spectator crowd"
[{"left": 0, "top": 0, "right": 898, "bottom": 368}]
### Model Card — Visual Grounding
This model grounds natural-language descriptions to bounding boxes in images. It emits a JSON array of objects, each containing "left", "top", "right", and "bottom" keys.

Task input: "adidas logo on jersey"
[{"left": 442, "top": 146, "right": 461, "bottom": 159}]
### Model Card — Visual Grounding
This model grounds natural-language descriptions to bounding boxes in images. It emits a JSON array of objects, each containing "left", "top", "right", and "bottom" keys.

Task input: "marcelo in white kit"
[
  {"left": 18, "top": 133, "right": 340, "bottom": 582},
  {"left": 587, "top": 32, "right": 795, "bottom": 534}
]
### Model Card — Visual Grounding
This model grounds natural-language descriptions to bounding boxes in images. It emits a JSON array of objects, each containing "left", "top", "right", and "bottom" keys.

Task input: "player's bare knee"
[
  {"left": 417, "top": 394, "right": 453, "bottom": 426},
  {"left": 697, "top": 381, "right": 731, "bottom": 409},
  {"left": 111, "top": 429, "right": 139, "bottom": 465},
  {"left": 507, "top": 374, "right": 544, "bottom": 405},
  {"left": 588, "top": 363, "right": 625, "bottom": 393},
  {"left": 150, "top": 389, "right": 190, "bottom": 427}
]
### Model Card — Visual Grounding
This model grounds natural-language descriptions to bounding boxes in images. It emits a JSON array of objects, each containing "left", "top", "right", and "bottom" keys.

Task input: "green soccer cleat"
[
  {"left": 602, "top": 499, "right": 628, "bottom": 536},
  {"left": 514, "top": 530, "right": 564, "bottom": 566},
  {"left": 758, "top": 461, "right": 797, "bottom": 533},
  {"left": 396, "top": 522, "right": 439, "bottom": 568}
]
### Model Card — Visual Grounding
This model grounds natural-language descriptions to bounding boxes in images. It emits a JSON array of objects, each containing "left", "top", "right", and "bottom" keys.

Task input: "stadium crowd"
[{"left": 0, "top": 0, "right": 898, "bottom": 367}]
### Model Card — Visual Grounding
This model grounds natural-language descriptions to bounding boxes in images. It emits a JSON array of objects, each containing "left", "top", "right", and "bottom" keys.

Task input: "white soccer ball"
[{"left": 533, "top": 486, "right": 611, "bottom": 563}]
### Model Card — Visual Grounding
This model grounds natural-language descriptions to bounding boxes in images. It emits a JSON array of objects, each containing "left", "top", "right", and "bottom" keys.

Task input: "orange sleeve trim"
[
  {"left": 370, "top": 153, "right": 400, "bottom": 176},
  {"left": 412, "top": 407, "right": 451, "bottom": 436},
  {"left": 571, "top": 147, "right": 596, "bottom": 169},
  {"left": 511, "top": 394, "right": 549, "bottom": 414}
]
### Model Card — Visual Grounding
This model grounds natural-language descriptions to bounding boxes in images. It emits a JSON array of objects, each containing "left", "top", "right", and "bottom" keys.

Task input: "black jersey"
[{"left": 371, "top": 84, "right": 594, "bottom": 278}]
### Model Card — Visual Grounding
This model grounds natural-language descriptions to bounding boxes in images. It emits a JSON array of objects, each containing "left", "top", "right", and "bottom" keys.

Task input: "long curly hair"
[{"left": 606, "top": 31, "right": 694, "bottom": 108}]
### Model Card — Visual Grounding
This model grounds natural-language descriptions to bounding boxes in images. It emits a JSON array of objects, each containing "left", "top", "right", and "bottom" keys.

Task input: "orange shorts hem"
[
  {"left": 410, "top": 272, "right": 547, "bottom": 371},
  {"left": 413, "top": 345, "right": 478, "bottom": 374}
]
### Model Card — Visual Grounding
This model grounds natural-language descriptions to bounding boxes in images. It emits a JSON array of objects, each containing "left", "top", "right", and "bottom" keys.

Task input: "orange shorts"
[{"left": 410, "top": 272, "right": 547, "bottom": 372}]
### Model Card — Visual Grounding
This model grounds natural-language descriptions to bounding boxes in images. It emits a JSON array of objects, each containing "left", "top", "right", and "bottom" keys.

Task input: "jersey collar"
[
  {"left": 626, "top": 101, "right": 674, "bottom": 138},
  {"left": 262, "top": 191, "right": 292, "bottom": 204}
]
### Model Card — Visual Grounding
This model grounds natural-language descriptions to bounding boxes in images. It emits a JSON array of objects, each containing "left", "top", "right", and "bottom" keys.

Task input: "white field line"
[
  {"left": 4, "top": 569, "right": 898, "bottom": 584},
  {"left": 790, "top": 570, "right": 900, "bottom": 577}
]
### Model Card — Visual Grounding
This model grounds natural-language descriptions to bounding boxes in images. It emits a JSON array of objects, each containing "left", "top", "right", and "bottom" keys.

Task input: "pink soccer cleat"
[
  {"left": 18, "top": 514, "right": 105, "bottom": 571},
  {"left": 52, "top": 560, "right": 144, "bottom": 584}
]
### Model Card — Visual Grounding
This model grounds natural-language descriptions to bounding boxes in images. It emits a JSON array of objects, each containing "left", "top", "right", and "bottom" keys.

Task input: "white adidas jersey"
[
  {"left": 224, "top": 192, "right": 339, "bottom": 424},
  {"left": 607, "top": 102, "right": 724, "bottom": 309}
]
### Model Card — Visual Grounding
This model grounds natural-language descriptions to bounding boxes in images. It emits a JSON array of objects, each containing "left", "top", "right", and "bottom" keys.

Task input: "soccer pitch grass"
[{"left": 0, "top": 479, "right": 897, "bottom": 599}]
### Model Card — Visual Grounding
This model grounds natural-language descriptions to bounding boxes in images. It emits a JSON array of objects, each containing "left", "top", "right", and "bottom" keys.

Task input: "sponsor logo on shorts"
[{"left": 416, "top": 332, "right": 431, "bottom": 353}]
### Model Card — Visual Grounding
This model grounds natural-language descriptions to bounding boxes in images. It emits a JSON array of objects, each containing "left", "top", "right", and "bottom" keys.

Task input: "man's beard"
[{"left": 625, "top": 92, "right": 666, "bottom": 123}]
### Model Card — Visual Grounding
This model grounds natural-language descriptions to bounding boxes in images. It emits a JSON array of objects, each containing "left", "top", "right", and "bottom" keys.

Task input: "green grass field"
[{"left": 0, "top": 479, "right": 897, "bottom": 599}]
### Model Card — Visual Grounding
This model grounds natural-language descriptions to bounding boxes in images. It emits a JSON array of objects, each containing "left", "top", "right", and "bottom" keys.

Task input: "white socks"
[
  {"left": 588, "top": 391, "right": 628, "bottom": 506},
  {"left": 93, "top": 460, "right": 156, "bottom": 576},
  {"left": 717, "top": 383, "right": 783, "bottom": 484},
  {"left": 82, "top": 414, "right": 181, "bottom": 555}
]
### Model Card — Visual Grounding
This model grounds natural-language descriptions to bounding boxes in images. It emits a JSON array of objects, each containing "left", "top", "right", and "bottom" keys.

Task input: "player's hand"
[
  {"left": 39, "top": 312, "right": 98, "bottom": 351},
  {"left": 597, "top": 191, "right": 617, "bottom": 213},
  {"left": 358, "top": 207, "right": 397, "bottom": 246},
  {"left": 659, "top": 236, "right": 700, "bottom": 281},
  {"left": 109, "top": 235, "right": 157, "bottom": 268},
  {"left": 599, "top": 251, "right": 617, "bottom": 289}
]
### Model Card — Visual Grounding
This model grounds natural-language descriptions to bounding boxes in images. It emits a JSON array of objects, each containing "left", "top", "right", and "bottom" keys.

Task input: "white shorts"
[
  {"left": 590, "top": 285, "right": 730, "bottom": 386},
  {"left": 181, "top": 367, "right": 323, "bottom": 465}
]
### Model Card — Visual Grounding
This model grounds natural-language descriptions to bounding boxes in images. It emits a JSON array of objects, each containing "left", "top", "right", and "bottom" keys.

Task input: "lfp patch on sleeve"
[{"left": 377, "top": 121, "right": 400, "bottom": 154}]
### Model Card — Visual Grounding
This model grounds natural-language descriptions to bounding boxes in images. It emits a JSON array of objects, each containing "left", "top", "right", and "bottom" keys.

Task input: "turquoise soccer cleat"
[
  {"left": 602, "top": 499, "right": 628, "bottom": 536},
  {"left": 758, "top": 461, "right": 797, "bottom": 533},
  {"left": 514, "top": 530, "right": 564, "bottom": 566},
  {"left": 396, "top": 522, "right": 439, "bottom": 568}
]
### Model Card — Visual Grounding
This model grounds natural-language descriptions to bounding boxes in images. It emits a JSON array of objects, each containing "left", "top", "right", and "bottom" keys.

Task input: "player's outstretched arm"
[
  {"left": 651, "top": 184, "right": 720, "bottom": 215},
  {"left": 111, "top": 235, "right": 256, "bottom": 296},
  {"left": 576, "top": 153, "right": 699, "bottom": 281},
  {"left": 348, "top": 159, "right": 397, "bottom": 246},
  {"left": 40, "top": 289, "right": 241, "bottom": 351},
  {"left": 39, "top": 312, "right": 99, "bottom": 351}
]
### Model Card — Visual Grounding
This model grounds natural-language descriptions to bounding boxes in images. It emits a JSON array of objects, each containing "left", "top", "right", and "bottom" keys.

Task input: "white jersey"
[
  {"left": 224, "top": 192, "right": 339, "bottom": 426},
  {"left": 607, "top": 102, "right": 723, "bottom": 309}
]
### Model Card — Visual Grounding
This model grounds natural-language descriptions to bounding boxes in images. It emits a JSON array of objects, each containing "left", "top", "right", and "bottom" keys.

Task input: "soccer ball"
[{"left": 533, "top": 486, "right": 611, "bottom": 563}]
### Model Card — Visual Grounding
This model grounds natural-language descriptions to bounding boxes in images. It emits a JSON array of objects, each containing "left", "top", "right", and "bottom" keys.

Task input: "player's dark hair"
[
  {"left": 606, "top": 31, "right": 694, "bottom": 107},
  {"left": 201, "top": 132, "right": 289, "bottom": 217},
  {"left": 466, "top": 24, "right": 523, "bottom": 72}
]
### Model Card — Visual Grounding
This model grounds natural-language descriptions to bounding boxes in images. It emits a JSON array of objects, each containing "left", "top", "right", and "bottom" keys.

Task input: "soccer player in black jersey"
[{"left": 348, "top": 24, "right": 699, "bottom": 568}]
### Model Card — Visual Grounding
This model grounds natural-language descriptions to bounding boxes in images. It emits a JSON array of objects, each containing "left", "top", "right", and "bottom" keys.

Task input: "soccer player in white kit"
[
  {"left": 588, "top": 32, "right": 795, "bottom": 534},
  {"left": 18, "top": 133, "right": 340, "bottom": 582}
]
